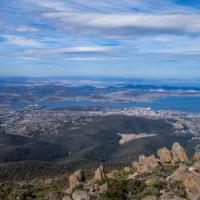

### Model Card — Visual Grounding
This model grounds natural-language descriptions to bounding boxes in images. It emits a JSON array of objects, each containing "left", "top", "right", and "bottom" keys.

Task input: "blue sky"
[{"left": 0, "top": 0, "right": 200, "bottom": 78}]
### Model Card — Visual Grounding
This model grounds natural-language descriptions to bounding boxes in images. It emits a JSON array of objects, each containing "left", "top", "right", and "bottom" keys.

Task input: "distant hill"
[
  {"left": 123, "top": 84, "right": 200, "bottom": 91},
  {"left": 0, "top": 116, "right": 195, "bottom": 181},
  {"left": 0, "top": 134, "right": 68, "bottom": 163}
]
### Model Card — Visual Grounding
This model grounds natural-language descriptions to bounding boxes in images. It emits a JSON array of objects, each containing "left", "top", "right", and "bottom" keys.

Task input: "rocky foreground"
[
  {"left": 64, "top": 142, "right": 200, "bottom": 200},
  {"left": 1, "top": 142, "right": 200, "bottom": 200}
]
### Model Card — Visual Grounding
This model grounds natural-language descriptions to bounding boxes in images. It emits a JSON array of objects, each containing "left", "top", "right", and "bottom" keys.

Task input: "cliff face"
[
  {"left": 64, "top": 142, "right": 200, "bottom": 200},
  {"left": 1, "top": 142, "right": 200, "bottom": 200}
]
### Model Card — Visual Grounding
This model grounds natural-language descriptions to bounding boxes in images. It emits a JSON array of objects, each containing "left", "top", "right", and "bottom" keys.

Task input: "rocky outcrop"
[
  {"left": 132, "top": 160, "right": 140, "bottom": 169},
  {"left": 62, "top": 196, "right": 72, "bottom": 200},
  {"left": 4, "top": 142, "right": 199, "bottom": 200},
  {"left": 133, "top": 154, "right": 160, "bottom": 173},
  {"left": 99, "top": 183, "right": 108, "bottom": 194},
  {"left": 166, "top": 164, "right": 188, "bottom": 181},
  {"left": 193, "top": 161, "right": 200, "bottom": 171},
  {"left": 93, "top": 165, "right": 106, "bottom": 181},
  {"left": 65, "top": 142, "right": 197, "bottom": 200},
  {"left": 127, "top": 172, "right": 139, "bottom": 180},
  {"left": 82, "top": 181, "right": 108, "bottom": 199},
  {"left": 123, "top": 166, "right": 132, "bottom": 173},
  {"left": 69, "top": 170, "right": 85, "bottom": 189},
  {"left": 167, "top": 165, "right": 200, "bottom": 200},
  {"left": 139, "top": 154, "right": 147, "bottom": 163},
  {"left": 182, "top": 170, "right": 200, "bottom": 200},
  {"left": 193, "top": 152, "right": 200, "bottom": 161},
  {"left": 145, "top": 177, "right": 164, "bottom": 187},
  {"left": 72, "top": 190, "right": 90, "bottom": 200},
  {"left": 106, "top": 170, "right": 119, "bottom": 179},
  {"left": 157, "top": 147, "right": 173, "bottom": 163},
  {"left": 138, "top": 153, "right": 159, "bottom": 172},
  {"left": 171, "top": 143, "right": 188, "bottom": 163}
]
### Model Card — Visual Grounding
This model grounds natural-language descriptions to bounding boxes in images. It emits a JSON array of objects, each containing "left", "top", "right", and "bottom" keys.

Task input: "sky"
[{"left": 0, "top": 0, "right": 200, "bottom": 78}]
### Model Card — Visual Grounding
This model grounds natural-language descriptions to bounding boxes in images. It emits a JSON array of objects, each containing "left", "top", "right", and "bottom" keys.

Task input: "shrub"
[
  {"left": 127, "top": 186, "right": 160, "bottom": 200},
  {"left": 168, "top": 180, "right": 187, "bottom": 198},
  {"left": 103, "top": 179, "right": 127, "bottom": 200},
  {"left": 140, "top": 187, "right": 160, "bottom": 198},
  {"left": 147, "top": 178, "right": 166, "bottom": 191},
  {"left": 127, "top": 179, "right": 145, "bottom": 195},
  {"left": 152, "top": 164, "right": 178, "bottom": 178}
]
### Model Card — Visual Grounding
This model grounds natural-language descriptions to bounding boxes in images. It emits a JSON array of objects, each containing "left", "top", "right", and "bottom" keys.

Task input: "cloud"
[
  {"left": 51, "top": 46, "right": 117, "bottom": 53},
  {"left": 27, "top": 0, "right": 199, "bottom": 13},
  {"left": 33, "top": 46, "right": 118, "bottom": 55},
  {"left": 68, "top": 0, "right": 198, "bottom": 13},
  {"left": 16, "top": 25, "right": 40, "bottom": 33},
  {"left": 1, "top": 0, "right": 200, "bottom": 78},
  {"left": 2, "top": 35, "right": 42, "bottom": 47},
  {"left": 0, "top": 46, "right": 118, "bottom": 57},
  {"left": 62, "top": 56, "right": 129, "bottom": 61},
  {"left": 26, "top": 0, "right": 72, "bottom": 11},
  {"left": 43, "top": 12, "right": 200, "bottom": 37}
]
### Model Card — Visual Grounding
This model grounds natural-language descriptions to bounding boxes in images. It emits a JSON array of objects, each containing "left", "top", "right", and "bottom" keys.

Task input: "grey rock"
[
  {"left": 62, "top": 196, "right": 72, "bottom": 200},
  {"left": 72, "top": 190, "right": 90, "bottom": 200}
]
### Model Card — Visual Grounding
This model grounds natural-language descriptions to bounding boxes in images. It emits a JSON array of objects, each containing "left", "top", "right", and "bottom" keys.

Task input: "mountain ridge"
[{"left": 1, "top": 142, "right": 200, "bottom": 200}]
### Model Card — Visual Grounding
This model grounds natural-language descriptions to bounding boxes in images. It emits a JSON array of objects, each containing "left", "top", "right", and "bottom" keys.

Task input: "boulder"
[
  {"left": 193, "top": 161, "right": 200, "bottom": 171},
  {"left": 132, "top": 161, "right": 139, "bottom": 170},
  {"left": 137, "top": 155, "right": 160, "bottom": 173},
  {"left": 193, "top": 152, "right": 200, "bottom": 161},
  {"left": 83, "top": 182, "right": 107, "bottom": 198},
  {"left": 93, "top": 165, "right": 106, "bottom": 181},
  {"left": 139, "top": 154, "right": 146, "bottom": 163},
  {"left": 127, "top": 172, "right": 139, "bottom": 180},
  {"left": 44, "top": 178, "right": 54, "bottom": 186},
  {"left": 166, "top": 164, "right": 188, "bottom": 182},
  {"left": 106, "top": 170, "right": 119, "bottom": 179},
  {"left": 123, "top": 166, "right": 132, "bottom": 173},
  {"left": 72, "top": 190, "right": 90, "bottom": 200},
  {"left": 145, "top": 177, "right": 164, "bottom": 187},
  {"left": 171, "top": 143, "right": 188, "bottom": 163},
  {"left": 182, "top": 170, "right": 200, "bottom": 200},
  {"left": 167, "top": 165, "right": 200, "bottom": 200},
  {"left": 99, "top": 183, "right": 108, "bottom": 194},
  {"left": 157, "top": 147, "right": 172, "bottom": 163},
  {"left": 85, "top": 184, "right": 100, "bottom": 198},
  {"left": 69, "top": 170, "right": 85, "bottom": 189}
]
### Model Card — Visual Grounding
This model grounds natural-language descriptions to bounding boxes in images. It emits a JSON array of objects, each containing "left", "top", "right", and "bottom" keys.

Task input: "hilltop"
[{"left": 1, "top": 142, "right": 200, "bottom": 200}]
